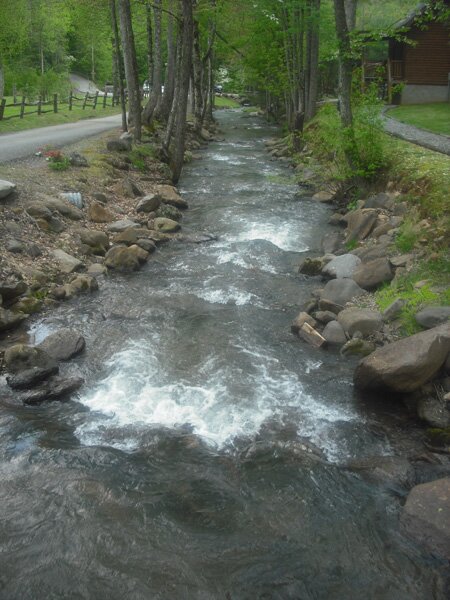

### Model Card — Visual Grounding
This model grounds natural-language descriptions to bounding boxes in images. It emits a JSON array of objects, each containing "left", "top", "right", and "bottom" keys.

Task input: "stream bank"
[{"left": 0, "top": 109, "right": 449, "bottom": 598}]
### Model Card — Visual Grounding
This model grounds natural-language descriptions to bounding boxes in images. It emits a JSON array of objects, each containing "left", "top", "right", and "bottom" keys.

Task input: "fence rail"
[{"left": 0, "top": 89, "right": 119, "bottom": 122}]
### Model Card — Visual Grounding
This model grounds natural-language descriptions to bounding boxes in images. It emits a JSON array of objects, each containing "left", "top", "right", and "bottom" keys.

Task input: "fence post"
[
  {"left": 82, "top": 92, "right": 89, "bottom": 110},
  {"left": 93, "top": 91, "right": 99, "bottom": 109},
  {"left": 69, "top": 91, "right": 73, "bottom": 111},
  {"left": 38, "top": 96, "right": 42, "bottom": 116},
  {"left": 13, "top": 84, "right": 17, "bottom": 104},
  {"left": 103, "top": 87, "right": 107, "bottom": 108},
  {"left": 0, "top": 98, "right": 6, "bottom": 121},
  {"left": 20, "top": 96, "right": 26, "bottom": 118},
  {"left": 53, "top": 93, "right": 58, "bottom": 113}
]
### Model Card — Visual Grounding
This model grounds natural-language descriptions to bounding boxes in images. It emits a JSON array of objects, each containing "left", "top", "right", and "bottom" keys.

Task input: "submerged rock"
[
  {"left": 6, "top": 365, "right": 59, "bottom": 390},
  {"left": 347, "top": 456, "right": 415, "bottom": 488},
  {"left": 4, "top": 344, "right": 57, "bottom": 374},
  {"left": 19, "top": 376, "right": 84, "bottom": 405}
]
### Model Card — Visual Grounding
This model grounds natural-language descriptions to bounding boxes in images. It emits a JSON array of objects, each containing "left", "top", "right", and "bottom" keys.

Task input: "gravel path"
[{"left": 383, "top": 109, "right": 450, "bottom": 156}]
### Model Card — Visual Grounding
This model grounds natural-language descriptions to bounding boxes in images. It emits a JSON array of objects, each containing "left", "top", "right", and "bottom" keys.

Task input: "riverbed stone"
[
  {"left": 338, "top": 308, "right": 383, "bottom": 337},
  {"left": 155, "top": 203, "right": 183, "bottom": 222},
  {"left": 88, "top": 202, "right": 114, "bottom": 223},
  {"left": 352, "top": 240, "right": 391, "bottom": 264},
  {"left": 352, "top": 258, "right": 393, "bottom": 291},
  {"left": 313, "top": 310, "right": 337, "bottom": 324},
  {"left": 42, "top": 197, "right": 83, "bottom": 221},
  {"left": 25, "top": 203, "right": 53, "bottom": 220},
  {"left": 79, "top": 229, "right": 109, "bottom": 254},
  {"left": 341, "top": 338, "right": 376, "bottom": 357},
  {"left": 344, "top": 209, "right": 378, "bottom": 243},
  {"left": 38, "top": 328, "right": 86, "bottom": 361},
  {"left": 153, "top": 217, "right": 180, "bottom": 233},
  {"left": 0, "top": 180, "right": 16, "bottom": 199},
  {"left": 105, "top": 245, "right": 142, "bottom": 271},
  {"left": 63, "top": 275, "right": 99, "bottom": 299},
  {"left": 128, "top": 244, "right": 150, "bottom": 265},
  {"left": 291, "top": 311, "right": 317, "bottom": 334},
  {"left": 354, "top": 323, "right": 450, "bottom": 393},
  {"left": 52, "top": 249, "right": 84, "bottom": 274},
  {"left": 364, "top": 192, "right": 393, "bottom": 210},
  {"left": 383, "top": 298, "right": 406, "bottom": 322},
  {"left": 312, "top": 190, "right": 334, "bottom": 203},
  {"left": 6, "top": 239, "right": 25, "bottom": 254},
  {"left": 319, "top": 278, "right": 365, "bottom": 313},
  {"left": 4, "top": 344, "right": 57, "bottom": 374},
  {"left": 19, "top": 375, "right": 85, "bottom": 405},
  {"left": 154, "top": 184, "right": 188, "bottom": 209},
  {"left": 87, "top": 263, "right": 107, "bottom": 276},
  {"left": 299, "top": 257, "right": 324, "bottom": 276},
  {"left": 321, "top": 254, "right": 362, "bottom": 279},
  {"left": 347, "top": 456, "right": 415, "bottom": 488},
  {"left": 415, "top": 307, "right": 450, "bottom": 330},
  {"left": 322, "top": 321, "right": 347, "bottom": 346},
  {"left": 123, "top": 179, "right": 143, "bottom": 198},
  {"left": 417, "top": 394, "right": 450, "bottom": 428},
  {"left": 136, "top": 194, "right": 161, "bottom": 213},
  {"left": 321, "top": 232, "right": 344, "bottom": 255},
  {"left": 0, "top": 279, "right": 27, "bottom": 303},
  {"left": 107, "top": 219, "right": 140, "bottom": 233},
  {"left": 0, "top": 308, "right": 27, "bottom": 332},
  {"left": 401, "top": 478, "right": 450, "bottom": 559},
  {"left": 6, "top": 365, "right": 59, "bottom": 390}
]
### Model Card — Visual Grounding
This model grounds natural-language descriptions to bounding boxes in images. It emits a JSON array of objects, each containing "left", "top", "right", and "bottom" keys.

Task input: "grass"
[
  {"left": 0, "top": 96, "right": 121, "bottom": 134},
  {"left": 387, "top": 103, "right": 450, "bottom": 136},
  {"left": 214, "top": 95, "right": 240, "bottom": 109}
]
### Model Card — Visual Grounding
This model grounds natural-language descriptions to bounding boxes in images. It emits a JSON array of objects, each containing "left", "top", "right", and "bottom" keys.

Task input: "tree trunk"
[
  {"left": 118, "top": 0, "right": 141, "bottom": 141},
  {"left": 146, "top": 2, "right": 153, "bottom": 88},
  {"left": 333, "top": 0, "right": 354, "bottom": 130},
  {"left": 344, "top": 0, "right": 357, "bottom": 31},
  {"left": 159, "top": 0, "right": 177, "bottom": 121},
  {"left": 0, "top": 58, "right": 4, "bottom": 99},
  {"left": 142, "top": 0, "right": 162, "bottom": 125},
  {"left": 165, "top": 0, "right": 194, "bottom": 183},
  {"left": 305, "top": 0, "right": 321, "bottom": 122},
  {"left": 110, "top": 0, "right": 128, "bottom": 132},
  {"left": 192, "top": 18, "right": 204, "bottom": 132}
]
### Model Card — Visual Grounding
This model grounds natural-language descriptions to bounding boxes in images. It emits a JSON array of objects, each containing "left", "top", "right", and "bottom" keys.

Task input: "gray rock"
[
  {"left": 38, "top": 328, "right": 86, "bottom": 361},
  {"left": 113, "top": 227, "right": 152, "bottom": 246},
  {"left": 401, "top": 478, "right": 450, "bottom": 559},
  {"left": 27, "top": 243, "right": 42, "bottom": 258},
  {"left": 383, "top": 298, "right": 406, "bottom": 322},
  {"left": 105, "top": 246, "right": 142, "bottom": 271},
  {"left": 93, "top": 192, "right": 108, "bottom": 204},
  {"left": 42, "top": 197, "right": 83, "bottom": 220},
  {"left": 107, "top": 138, "right": 131, "bottom": 152},
  {"left": 416, "top": 307, "right": 450, "bottom": 329},
  {"left": 319, "top": 278, "right": 365, "bottom": 313},
  {"left": 364, "top": 193, "right": 393, "bottom": 210},
  {"left": 52, "top": 249, "right": 84, "bottom": 274},
  {"left": 87, "top": 263, "right": 107, "bottom": 276},
  {"left": 291, "top": 311, "right": 317, "bottom": 334},
  {"left": 62, "top": 275, "right": 99, "bottom": 299},
  {"left": 354, "top": 323, "right": 450, "bottom": 393},
  {"left": 176, "top": 233, "right": 217, "bottom": 244},
  {"left": 135, "top": 238, "right": 156, "bottom": 253},
  {"left": 88, "top": 202, "right": 114, "bottom": 223},
  {"left": 136, "top": 194, "right": 161, "bottom": 213},
  {"left": 0, "top": 179, "right": 16, "bottom": 199},
  {"left": 390, "top": 254, "right": 413, "bottom": 268},
  {"left": 153, "top": 217, "right": 181, "bottom": 233},
  {"left": 4, "top": 344, "right": 57, "bottom": 374},
  {"left": 0, "top": 280, "right": 27, "bottom": 302},
  {"left": 123, "top": 178, "right": 143, "bottom": 198},
  {"left": 352, "top": 240, "right": 391, "bottom": 264},
  {"left": 417, "top": 394, "right": 450, "bottom": 428},
  {"left": 155, "top": 203, "right": 183, "bottom": 222},
  {"left": 26, "top": 203, "right": 52, "bottom": 220},
  {"left": 352, "top": 258, "right": 393, "bottom": 291},
  {"left": 322, "top": 321, "right": 347, "bottom": 346},
  {"left": 341, "top": 338, "right": 375, "bottom": 357},
  {"left": 79, "top": 229, "right": 109, "bottom": 253},
  {"left": 321, "top": 232, "right": 344, "bottom": 255},
  {"left": 6, "top": 239, "right": 25, "bottom": 254},
  {"left": 347, "top": 456, "right": 415, "bottom": 488},
  {"left": 69, "top": 152, "right": 89, "bottom": 167},
  {"left": 338, "top": 308, "right": 383, "bottom": 337},
  {"left": 312, "top": 190, "right": 334, "bottom": 203},
  {"left": 107, "top": 219, "right": 140, "bottom": 233},
  {"left": 0, "top": 308, "right": 27, "bottom": 332},
  {"left": 6, "top": 365, "right": 59, "bottom": 390},
  {"left": 19, "top": 376, "right": 84, "bottom": 405},
  {"left": 345, "top": 209, "right": 378, "bottom": 243},
  {"left": 321, "top": 254, "right": 361, "bottom": 279},
  {"left": 313, "top": 310, "right": 337, "bottom": 324},
  {"left": 154, "top": 184, "right": 188, "bottom": 209}
]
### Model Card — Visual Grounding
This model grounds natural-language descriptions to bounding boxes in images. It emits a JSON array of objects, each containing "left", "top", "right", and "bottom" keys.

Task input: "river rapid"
[{"left": 0, "top": 110, "right": 446, "bottom": 599}]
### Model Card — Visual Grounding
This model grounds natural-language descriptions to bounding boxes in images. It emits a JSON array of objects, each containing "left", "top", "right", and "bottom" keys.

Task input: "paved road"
[
  {"left": 0, "top": 114, "right": 122, "bottom": 164},
  {"left": 383, "top": 109, "right": 450, "bottom": 156}
]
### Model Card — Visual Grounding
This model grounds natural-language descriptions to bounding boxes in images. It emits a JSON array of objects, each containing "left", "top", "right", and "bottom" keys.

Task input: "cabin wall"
[
  {"left": 401, "top": 84, "right": 449, "bottom": 104},
  {"left": 403, "top": 22, "right": 450, "bottom": 86}
]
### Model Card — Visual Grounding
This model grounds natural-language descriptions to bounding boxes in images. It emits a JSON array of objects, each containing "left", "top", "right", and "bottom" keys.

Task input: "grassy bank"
[
  {"left": 214, "top": 95, "right": 241, "bottom": 108},
  {"left": 0, "top": 96, "right": 121, "bottom": 134},
  {"left": 387, "top": 103, "right": 450, "bottom": 137}
]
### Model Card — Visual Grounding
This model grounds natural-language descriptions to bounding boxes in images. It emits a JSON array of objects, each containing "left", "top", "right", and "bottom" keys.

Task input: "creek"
[{"left": 0, "top": 110, "right": 444, "bottom": 599}]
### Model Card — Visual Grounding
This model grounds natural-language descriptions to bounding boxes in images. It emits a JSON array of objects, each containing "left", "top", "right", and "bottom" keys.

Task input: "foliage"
[
  {"left": 395, "top": 217, "right": 420, "bottom": 252},
  {"left": 214, "top": 95, "right": 240, "bottom": 108},
  {"left": 44, "top": 149, "right": 71, "bottom": 171}
]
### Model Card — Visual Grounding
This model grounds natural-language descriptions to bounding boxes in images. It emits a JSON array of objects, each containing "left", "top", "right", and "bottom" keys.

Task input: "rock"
[
  {"left": 107, "top": 138, "right": 131, "bottom": 152},
  {"left": 41, "top": 197, "right": 83, "bottom": 220},
  {"left": 319, "top": 279, "right": 365, "bottom": 313},
  {"left": 27, "top": 243, "right": 42, "bottom": 258},
  {"left": 417, "top": 394, "right": 450, "bottom": 428},
  {"left": 26, "top": 203, "right": 53, "bottom": 220},
  {"left": 19, "top": 375, "right": 85, "bottom": 405},
  {"left": 123, "top": 178, "right": 143, "bottom": 198},
  {"left": 6, "top": 239, "right": 25, "bottom": 254},
  {"left": 153, "top": 217, "right": 181, "bottom": 233},
  {"left": 291, "top": 311, "right": 317, "bottom": 334},
  {"left": 128, "top": 244, "right": 150, "bottom": 265},
  {"left": 312, "top": 190, "right": 334, "bottom": 203},
  {"left": 47, "top": 216, "right": 66, "bottom": 233},
  {"left": 93, "top": 192, "right": 108, "bottom": 204},
  {"left": 341, "top": 338, "right": 376, "bottom": 357},
  {"left": 87, "top": 263, "right": 107, "bottom": 276},
  {"left": 352, "top": 258, "right": 393, "bottom": 291},
  {"left": 154, "top": 184, "right": 188, "bottom": 209},
  {"left": 298, "top": 322, "right": 326, "bottom": 348},
  {"left": 113, "top": 227, "right": 152, "bottom": 246},
  {"left": 372, "top": 222, "right": 392, "bottom": 239},
  {"left": 383, "top": 298, "right": 406, "bottom": 322},
  {"left": 63, "top": 275, "right": 99, "bottom": 299},
  {"left": 105, "top": 246, "right": 142, "bottom": 271},
  {"left": 107, "top": 219, "right": 140, "bottom": 233},
  {"left": 0, "top": 280, "right": 27, "bottom": 302},
  {"left": 4, "top": 344, "right": 57, "bottom": 374},
  {"left": 0, "top": 308, "right": 27, "bottom": 332},
  {"left": 38, "top": 328, "right": 86, "bottom": 361},
  {"left": 136, "top": 194, "right": 161, "bottom": 213},
  {"left": 200, "top": 127, "right": 212, "bottom": 141},
  {"left": 79, "top": 229, "right": 109, "bottom": 254},
  {"left": 322, "top": 232, "right": 344, "bottom": 255},
  {"left": 354, "top": 323, "right": 450, "bottom": 393},
  {"left": 299, "top": 257, "right": 324, "bottom": 276},
  {"left": 69, "top": 152, "right": 89, "bottom": 167},
  {"left": 0, "top": 179, "right": 16, "bottom": 199},
  {"left": 176, "top": 233, "right": 217, "bottom": 244},
  {"left": 401, "top": 478, "right": 450, "bottom": 558},
  {"left": 135, "top": 238, "right": 156, "bottom": 253},
  {"left": 155, "top": 203, "right": 183, "bottom": 221},
  {"left": 390, "top": 254, "right": 414, "bottom": 268},
  {"left": 416, "top": 307, "right": 450, "bottom": 330},
  {"left": 52, "top": 249, "right": 84, "bottom": 274},
  {"left": 353, "top": 241, "right": 391, "bottom": 264},
  {"left": 88, "top": 202, "right": 114, "bottom": 223},
  {"left": 344, "top": 209, "right": 378, "bottom": 243},
  {"left": 338, "top": 308, "right": 383, "bottom": 337},
  {"left": 120, "top": 131, "right": 134, "bottom": 143},
  {"left": 321, "top": 254, "right": 361, "bottom": 279},
  {"left": 347, "top": 456, "right": 415, "bottom": 488},
  {"left": 322, "top": 321, "right": 347, "bottom": 346},
  {"left": 425, "top": 428, "right": 450, "bottom": 453},
  {"left": 314, "top": 310, "right": 337, "bottom": 324},
  {"left": 6, "top": 365, "right": 59, "bottom": 390},
  {"left": 364, "top": 192, "right": 393, "bottom": 210},
  {"left": 12, "top": 296, "right": 42, "bottom": 315}
]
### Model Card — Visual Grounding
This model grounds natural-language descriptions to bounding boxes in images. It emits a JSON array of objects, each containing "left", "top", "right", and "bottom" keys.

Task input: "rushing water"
[{"left": 0, "top": 110, "right": 446, "bottom": 599}]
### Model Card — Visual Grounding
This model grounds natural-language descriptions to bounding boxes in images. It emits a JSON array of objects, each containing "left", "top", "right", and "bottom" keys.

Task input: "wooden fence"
[{"left": 0, "top": 89, "right": 119, "bottom": 121}]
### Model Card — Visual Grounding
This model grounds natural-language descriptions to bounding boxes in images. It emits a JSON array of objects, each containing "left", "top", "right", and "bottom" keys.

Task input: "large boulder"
[
  {"left": 52, "top": 249, "right": 84, "bottom": 274},
  {"left": 0, "top": 308, "right": 27, "bottom": 332},
  {"left": 344, "top": 209, "right": 378, "bottom": 243},
  {"left": 321, "top": 254, "right": 361, "bottom": 279},
  {"left": 347, "top": 456, "right": 415, "bottom": 488},
  {"left": 338, "top": 308, "right": 383, "bottom": 337},
  {"left": 6, "top": 365, "right": 59, "bottom": 390},
  {"left": 322, "top": 232, "right": 344, "bottom": 255},
  {"left": 155, "top": 203, "right": 183, "bottom": 222},
  {"left": 0, "top": 180, "right": 16, "bottom": 199},
  {"left": 354, "top": 323, "right": 450, "bottom": 393},
  {"left": 352, "top": 258, "right": 393, "bottom": 291},
  {"left": 322, "top": 321, "right": 347, "bottom": 346},
  {"left": 319, "top": 278, "right": 365, "bottom": 313},
  {"left": 153, "top": 217, "right": 180, "bottom": 233},
  {"left": 105, "top": 245, "right": 143, "bottom": 271},
  {"left": 154, "top": 185, "right": 188, "bottom": 209},
  {"left": 136, "top": 194, "right": 161, "bottom": 213},
  {"left": 38, "top": 328, "right": 86, "bottom": 361},
  {"left": 416, "top": 307, "right": 450, "bottom": 330},
  {"left": 88, "top": 202, "right": 114, "bottom": 223},
  {"left": 4, "top": 344, "right": 57, "bottom": 374},
  {"left": 401, "top": 478, "right": 450, "bottom": 559}
]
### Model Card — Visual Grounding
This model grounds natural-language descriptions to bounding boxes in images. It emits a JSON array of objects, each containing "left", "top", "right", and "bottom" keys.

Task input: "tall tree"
[
  {"left": 110, "top": 0, "right": 128, "bottom": 131},
  {"left": 142, "top": 0, "right": 162, "bottom": 125}
]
